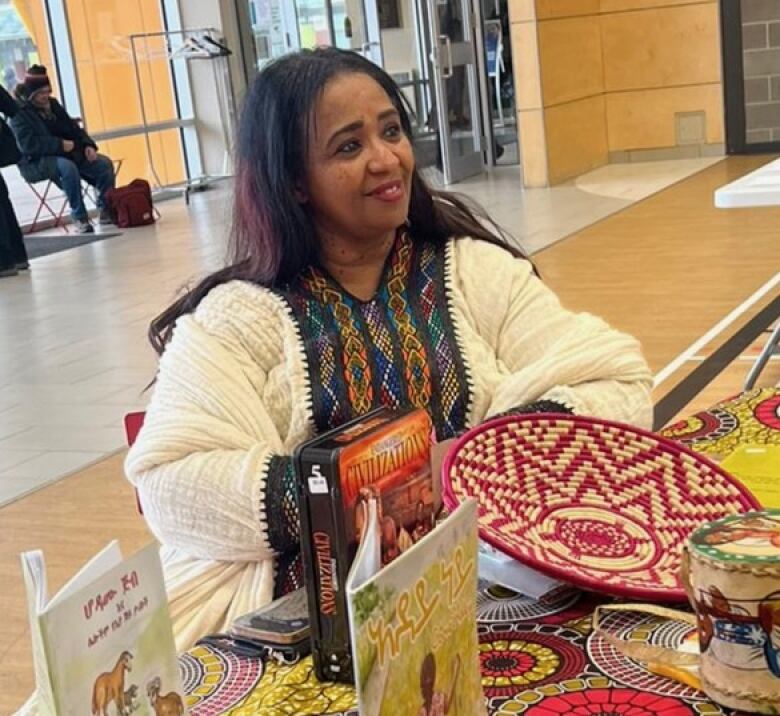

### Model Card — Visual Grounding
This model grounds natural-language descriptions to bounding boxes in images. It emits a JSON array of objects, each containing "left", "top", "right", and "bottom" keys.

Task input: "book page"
[
  {"left": 20, "top": 550, "right": 48, "bottom": 613},
  {"left": 20, "top": 551, "right": 57, "bottom": 716},
  {"left": 46, "top": 540, "right": 123, "bottom": 611},
  {"left": 348, "top": 498, "right": 382, "bottom": 592}
]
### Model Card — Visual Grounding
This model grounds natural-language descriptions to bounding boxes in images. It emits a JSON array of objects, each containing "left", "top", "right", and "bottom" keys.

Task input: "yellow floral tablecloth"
[{"left": 180, "top": 388, "right": 780, "bottom": 716}]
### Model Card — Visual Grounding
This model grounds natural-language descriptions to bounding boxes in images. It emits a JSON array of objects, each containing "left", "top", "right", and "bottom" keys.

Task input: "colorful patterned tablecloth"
[
  {"left": 180, "top": 388, "right": 780, "bottom": 715},
  {"left": 659, "top": 387, "right": 780, "bottom": 458}
]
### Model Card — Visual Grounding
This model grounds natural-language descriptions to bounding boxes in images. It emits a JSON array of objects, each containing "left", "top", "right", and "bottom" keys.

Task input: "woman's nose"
[{"left": 367, "top": 141, "right": 400, "bottom": 172}]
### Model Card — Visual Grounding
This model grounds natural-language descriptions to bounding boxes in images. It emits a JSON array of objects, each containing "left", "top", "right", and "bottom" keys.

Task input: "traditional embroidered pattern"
[{"left": 281, "top": 233, "right": 470, "bottom": 439}]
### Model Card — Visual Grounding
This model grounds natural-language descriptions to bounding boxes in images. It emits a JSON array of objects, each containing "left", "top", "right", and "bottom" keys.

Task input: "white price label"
[{"left": 307, "top": 465, "right": 328, "bottom": 494}]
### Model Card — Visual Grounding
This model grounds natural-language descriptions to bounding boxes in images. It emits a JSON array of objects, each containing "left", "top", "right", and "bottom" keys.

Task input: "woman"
[
  {"left": 0, "top": 82, "right": 28, "bottom": 277},
  {"left": 126, "top": 48, "right": 652, "bottom": 650}
]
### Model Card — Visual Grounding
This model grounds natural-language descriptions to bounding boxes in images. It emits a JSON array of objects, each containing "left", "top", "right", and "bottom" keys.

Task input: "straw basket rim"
[{"left": 442, "top": 413, "right": 760, "bottom": 601}]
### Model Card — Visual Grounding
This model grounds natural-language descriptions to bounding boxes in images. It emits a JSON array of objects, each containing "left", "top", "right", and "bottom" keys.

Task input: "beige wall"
[
  {"left": 601, "top": 1, "right": 723, "bottom": 155},
  {"left": 537, "top": 9, "right": 607, "bottom": 183},
  {"left": 508, "top": 0, "right": 724, "bottom": 186}
]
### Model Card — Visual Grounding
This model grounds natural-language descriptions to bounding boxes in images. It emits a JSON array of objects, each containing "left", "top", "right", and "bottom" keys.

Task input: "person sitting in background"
[
  {"left": 10, "top": 65, "right": 115, "bottom": 234},
  {"left": 3, "top": 67, "right": 17, "bottom": 92},
  {"left": 0, "top": 83, "right": 29, "bottom": 278},
  {"left": 125, "top": 48, "right": 653, "bottom": 650}
]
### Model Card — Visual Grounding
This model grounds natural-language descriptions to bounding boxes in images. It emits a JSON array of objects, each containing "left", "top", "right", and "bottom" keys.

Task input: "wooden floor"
[
  {"left": 1, "top": 156, "right": 779, "bottom": 714},
  {"left": 536, "top": 155, "right": 779, "bottom": 380}
]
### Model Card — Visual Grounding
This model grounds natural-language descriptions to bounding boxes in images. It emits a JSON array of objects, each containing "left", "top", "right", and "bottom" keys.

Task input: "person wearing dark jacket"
[
  {"left": 10, "top": 65, "right": 115, "bottom": 234},
  {"left": 0, "top": 82, "right": 29, "bottom": 278}
]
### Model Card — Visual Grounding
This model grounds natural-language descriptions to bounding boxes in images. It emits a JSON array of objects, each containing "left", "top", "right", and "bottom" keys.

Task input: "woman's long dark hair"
[{"left": 149, "top": 47, "right": 527, "bottom": 355}]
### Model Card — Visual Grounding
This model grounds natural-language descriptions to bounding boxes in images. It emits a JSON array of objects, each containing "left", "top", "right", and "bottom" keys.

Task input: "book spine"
[
  {"left": 37, "top": 613, "right": 59, "bottom": 716},
  {"left": 297, "top": 447, "right": 353, "bottom": 683}
]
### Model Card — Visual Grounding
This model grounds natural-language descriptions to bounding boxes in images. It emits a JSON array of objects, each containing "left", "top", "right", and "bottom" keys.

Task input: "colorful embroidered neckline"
[{"left": 282, "top": 233, "right": 470, "bottom": 439}]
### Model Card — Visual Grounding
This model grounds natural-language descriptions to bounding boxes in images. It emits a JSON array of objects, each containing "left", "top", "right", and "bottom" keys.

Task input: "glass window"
[
  {"left": 0, "top": 0, "right": 60, "bottom": 225},
  {"left": 62, "top": 0, "right": 184, "bottom": 186},
  {"left": 248, "top": 0, "right": 293, "bottom": 71},
  {"left": 296, "top": 0, "right": 332, "bottom": 48}
]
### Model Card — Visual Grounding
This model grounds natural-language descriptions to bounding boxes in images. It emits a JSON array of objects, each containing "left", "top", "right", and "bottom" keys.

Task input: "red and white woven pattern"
[{"left": 442, "top": 414, "right": 759, "bottom": 601}]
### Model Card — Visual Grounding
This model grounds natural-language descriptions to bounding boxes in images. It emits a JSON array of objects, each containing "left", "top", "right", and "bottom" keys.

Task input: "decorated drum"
[{"left": 687, "top": 510, "right": 780, "bottom": 713}]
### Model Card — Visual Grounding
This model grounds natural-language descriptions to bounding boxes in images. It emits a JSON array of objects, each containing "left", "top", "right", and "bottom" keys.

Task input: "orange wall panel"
[
  {"left": 536, "top": 0, "right": 600, "bottom": 20},
  {"left": 605, "top": 83, "right": 724, "bottom": 151},
  {"left": 545, "top": 94, "right": 609, "bottom": 183},
  {"left": 601, "top": 3, "right": 721, "bottom": 92},
  {"left": 538, "top": 15, "right": 604, "bottom": 107},
  {"left": 600, "top": 0, "right": 712, "bottom": 12}
]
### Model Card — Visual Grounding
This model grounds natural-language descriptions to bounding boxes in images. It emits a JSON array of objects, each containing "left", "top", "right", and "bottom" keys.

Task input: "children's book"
[
  {"left": 347, "top": 499, "right": 485, "bottom": 716},
  {"left": 295, "top": 406, "right": 436, "bottom": 682},
  {"left": 21, "top": 541, "right": 185, "bottom": 716}
]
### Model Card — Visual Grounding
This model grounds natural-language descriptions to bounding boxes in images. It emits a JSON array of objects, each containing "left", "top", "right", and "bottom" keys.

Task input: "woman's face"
[{"left": 302, "top": 72, "right": 415, "bottom": 246}]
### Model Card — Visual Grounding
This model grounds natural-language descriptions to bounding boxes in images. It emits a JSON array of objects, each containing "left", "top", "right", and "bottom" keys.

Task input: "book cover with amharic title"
[
  {"left": 21, "top": 542, "right": 185, "bottom": 716},
  {"left": 347, "top": 499, "right": 485, "bottom": 716},
  {"left": 295, "top": 406, "right": 435, "bottom": 683}
]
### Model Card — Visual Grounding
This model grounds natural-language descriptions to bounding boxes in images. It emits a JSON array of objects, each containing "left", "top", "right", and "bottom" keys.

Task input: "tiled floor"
[{"left": 0, "top": 157, "right": 724, "bottom": 506}]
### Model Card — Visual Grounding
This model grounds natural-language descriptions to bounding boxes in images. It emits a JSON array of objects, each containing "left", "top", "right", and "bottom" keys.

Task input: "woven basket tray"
[{"left": 442, "top": 414, "right": 759, "bottom": 601}]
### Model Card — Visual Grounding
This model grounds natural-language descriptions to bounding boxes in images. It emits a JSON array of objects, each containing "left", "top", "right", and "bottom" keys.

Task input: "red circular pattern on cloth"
[
  {"left": 755, "top": 395, "right": 780, "bottom": 430},
  {"left": 661, "top": 409, "right": 737, "bottom": 443},
  {"left": 522, "top": 688, "right": 695, "bottom": 716},
  {"left": 479, "top": 629, "right": 587, "bottom": 699}
]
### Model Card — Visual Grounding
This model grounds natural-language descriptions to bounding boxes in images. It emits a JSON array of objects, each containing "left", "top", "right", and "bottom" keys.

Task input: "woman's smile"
[{"left": 366, "top": 180, "right": 405, "bottom": 203}]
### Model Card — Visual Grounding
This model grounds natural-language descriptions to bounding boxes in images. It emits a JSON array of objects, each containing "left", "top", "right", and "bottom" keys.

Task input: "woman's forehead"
[{"left": 312, "top": 74, "right": 394, "bottom": 127}]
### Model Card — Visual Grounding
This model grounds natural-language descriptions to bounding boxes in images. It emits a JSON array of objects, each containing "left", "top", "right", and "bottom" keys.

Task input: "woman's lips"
[{"left": 367, "top": 180, "right": 405, "bottom": 202}]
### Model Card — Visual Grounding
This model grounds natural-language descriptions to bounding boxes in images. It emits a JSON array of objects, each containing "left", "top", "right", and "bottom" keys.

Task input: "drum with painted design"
[{"left": 687, "top": 510, "right": 780, "bottom": 713}]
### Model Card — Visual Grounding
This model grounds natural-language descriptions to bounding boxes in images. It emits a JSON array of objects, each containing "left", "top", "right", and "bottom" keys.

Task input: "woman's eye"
[
  {"left": 338, "top": 140, "right": 360, "bottom": 155},
  {"left": 384, "top": 124, "right": 402, "bottom": 138}
]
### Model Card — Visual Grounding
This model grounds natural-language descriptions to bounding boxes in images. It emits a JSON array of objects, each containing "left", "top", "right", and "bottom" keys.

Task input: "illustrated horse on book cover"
[{"left": 91, "top": 650, "right": 133, "bottom": 716}]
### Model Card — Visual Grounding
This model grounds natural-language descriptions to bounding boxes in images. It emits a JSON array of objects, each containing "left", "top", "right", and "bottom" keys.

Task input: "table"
[
  {"left": 180, "top": 387, "right": 780, "bottom": 716},
  {"left": 714, "top": 157, "right": 780, "bottom": 208}
]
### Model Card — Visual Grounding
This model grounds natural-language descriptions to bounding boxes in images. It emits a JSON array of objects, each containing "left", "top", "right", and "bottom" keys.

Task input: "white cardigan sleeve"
[
  {"left": 453, "top": 239, "right": 654, "bottom": 428},
  {"left": 124, "top": 282, "right": 303, "bottom": 563}
]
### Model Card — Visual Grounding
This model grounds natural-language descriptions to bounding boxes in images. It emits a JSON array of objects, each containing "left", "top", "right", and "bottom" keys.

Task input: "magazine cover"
[
  {"left": 22, "top": 541, "right": 185, "bottom": 716},
  {"left": 347, "top": 499, "right": 485, "bottom": 716},
  {"left": 295, "top": 406, "right": 434, "bottom": 682}
]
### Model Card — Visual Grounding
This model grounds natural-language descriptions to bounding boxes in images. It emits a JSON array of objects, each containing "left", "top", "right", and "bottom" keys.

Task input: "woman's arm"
[
  {"left": 453, "top": 240, "right": 653, "bottom": 428},
  {"left": 0, "top": 84, "right": 17, "bottom": 118},
  {"left": 125, "top": 286, "right": 303, "bottom": 562}
]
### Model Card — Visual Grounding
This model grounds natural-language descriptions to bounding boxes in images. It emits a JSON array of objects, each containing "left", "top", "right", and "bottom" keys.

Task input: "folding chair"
[
  {"left": 124, "top": 411, "right": 146, "bottom": 515},
  {"left": 24, "top": 178, "right": 69, "bottom": 234},
  {"left": 744, "top": 322, "right": 780, "bottom": 391},
  {"left": 24, "top": 157, "right": 126, "bottom": 234}
]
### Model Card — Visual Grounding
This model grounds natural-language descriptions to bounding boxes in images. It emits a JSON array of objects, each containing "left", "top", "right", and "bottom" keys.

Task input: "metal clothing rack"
[{"left": 129, "top": 27, "right": 237, "bottom": 200}]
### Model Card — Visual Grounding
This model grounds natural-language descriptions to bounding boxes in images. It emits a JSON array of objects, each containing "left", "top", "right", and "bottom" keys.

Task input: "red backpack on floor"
[{"left": 105, "top": 179, "right": 156, "bottom": 228}]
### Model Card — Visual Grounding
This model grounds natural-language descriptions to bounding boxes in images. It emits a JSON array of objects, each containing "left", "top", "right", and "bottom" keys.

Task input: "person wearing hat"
[{"left": 10, "top": 65, "right": 116, "bottom": 234}]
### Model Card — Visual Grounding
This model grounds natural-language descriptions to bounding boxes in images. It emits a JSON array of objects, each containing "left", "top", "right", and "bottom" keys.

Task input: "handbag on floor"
[{"left": 105, "top": 178, "right": 157, "bottom": 228}]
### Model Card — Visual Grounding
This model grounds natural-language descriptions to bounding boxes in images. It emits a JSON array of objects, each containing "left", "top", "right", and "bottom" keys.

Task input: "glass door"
[
  {"left": 331, "top": 0, "right": 383, "bottom": 65},
  {"left": 238, "top": 0, "right": 384, "bottom": 75},
  {"left": 296, "top": 0, "right": 334, "bottom": 48},
  {"left": 236, "top": 0, "right": 300, "bottom": 77},
  {"left": 425, "top": 0, "right": 484, "bottom": 183}
]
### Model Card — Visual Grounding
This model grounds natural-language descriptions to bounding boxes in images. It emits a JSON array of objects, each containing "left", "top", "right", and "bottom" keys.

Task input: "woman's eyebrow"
[{"left": 326, "top": 109, "right": 400, "bottom": 148}]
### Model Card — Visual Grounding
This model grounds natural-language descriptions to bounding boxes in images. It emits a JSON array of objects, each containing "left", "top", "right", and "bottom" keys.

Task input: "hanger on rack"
[
  {"left": 200, "top": 34, "right": 232, "bottom": 57},
  {"left": 169, "top": 36, "right": 211, "bottom": 60}
]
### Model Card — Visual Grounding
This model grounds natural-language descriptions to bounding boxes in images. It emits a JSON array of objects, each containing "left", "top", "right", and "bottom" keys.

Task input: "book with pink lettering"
[
  {"left": 347, "top": 499, "right": 486, "bottom": 716},
  {"left": 20, "top": 541, "right": 185, "bottom": 716}
]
